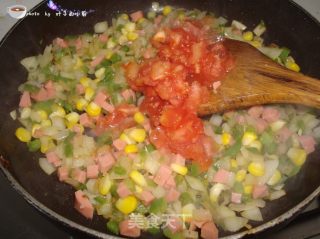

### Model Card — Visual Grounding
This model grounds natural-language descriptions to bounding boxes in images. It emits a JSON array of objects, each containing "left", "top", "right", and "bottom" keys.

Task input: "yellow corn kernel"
[
  {"left": 98, "top": 174, "right": 112, "bottom": 195},
  {"left": 105, "top": 50, "right": 113, "bottom": 59},
  {"left": 137, "top": 17, "right": 146, "bottom": 24},
  {"left": 74, "top": 57, "right": 83, "bottom": 70},
  {"left": 171, "top": 163, "right": 188, "bottom": 176},
  {"left": 116, "top": 195, "right": 138, "bottom": 214},
  {"left": 130, "top": 170, "right": 147, "bottom": 187},
  {"left": 248, "top": 162, "right": 265, "bottom": 177},
  {"left": 135, "top": 185, "right": 143, "bottom": 193},
  {"left": 76, "top": 98, "right": 88, "bottom": 111},
  {"left": 40, "top": 137, "right": 54, "bottom": 153},
  {"left": 120, "top": 13, "right": 129, "bottom": 20},
  {"left": 267, "top": 170, "right": 282, "bottom": 186},
  {"left": 80, "top": 77, "right": 90, "bottom": 87},
  {"left": 127, "top": 32, "right": 138, "bottom": 41},
  {"left": 287, "top": 148, "right": 306, "bottom": 166},
  {"left": 285, "top": 61, "right": 300, "bottom": 72},
  {"left": 85, "top": 87, "right": 95, "bottom": 101},
  {"left": 221, "top": 133, "right": 232, "bottom": 145},
  {"left": 134, "top": 112, "right": 145, "bottom": 124},
  {"left": 95, "top": 67, "right": 105, "bottom": 79},
  {"left": 51, "top": 105, "right": 66, "bottom": 117},
  {"left": 125, "top": 144, "right": 138, "bottom": 154},
  {"left": 120, "top": 133, "right": 135, "bottom": 144},
  {"left": 128, "top": 128, "right": 146, "bottom": 143},
  {"left": 124, "top": 22, "right": 136, "bottom": 32},
  {"left": 249, "top": 140, "right": 262, "bottom": 151},
  {"left": 242, "top": 131, "right": 257, "bottom": 146},
  {"left": 65, "top": 112, "right": 80, "bottom": 124},
  {"left": 86, "top": 102, "right": 101, "bottom": 117},
  {"left": 31, "top": 124, "right": 42, "bottom": 136},
  {"left": 163, "top": 5, "right": 172, "bottom": 16},
  {"left": 244, "top": 185, "right": 253, "bottom": 194},
  {"left": 236, "top": 169, "right": 247, "bottom": 182},
  {"left": 37, "top": 110, "right": 48, "bottom": 121},
  {"left": 230, "top": 159, "right": 238, "bottom": 169},
  {"left": 242, "top": 31, "right": 254, "bottom": 41},
  {"left": 182, "top": 203, "right": 195, "bottom": 222},
  {"left": 250, "top": 40, "right": 262, "bottom": 48},
  {"left": 41, "top": 119, "right": 52, "bottom": 127},
  {"left": 15, "top": 127, "right": 31, "bottom": 142}
]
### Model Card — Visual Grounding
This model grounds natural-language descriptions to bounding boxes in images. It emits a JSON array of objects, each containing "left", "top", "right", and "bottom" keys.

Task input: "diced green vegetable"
[
  {"left": 94, "top": 196, "right": 107, "bottom": 204},
  {"left": 149, "top": 198, "right": 167, "bottom": 214},
  {"left": 107, "top": 220, "right": 120, "bottom": 235},
  {"left": 21, "top": 83, "right": 40, "bottom": 93},
  {"left": 163, "top": 228, "right": 184, "bottom": 239},
  {"left": 27, "top": 139, "right": 41, "bottom": 152},
  {"left": 96, "top": 132, "right": 113, "bottom": 146},
  {"left": 145, "top": 144, "right": 156, "bottom": 153},
  {"left": 33, "top": 100, "right": 54, "bottom": 114},
  {"left": 120, "top": 45, "right": 130, "bottom": 52},
  {"left": 113, "top": 166, "right": 127, "bottom": 175},
  {"left": 260, "top": 131, "right": 277, "bottom": 154},
  {"left": 179, "top": 192, "right": 193, "bottom": 206},
  {"left": 188, "top": 163, "right": 200, "bottom": 177},
  {"left": 110, "top": 53, "right": 122, "bottom": 64},
  {"left": 224, "top": 139, "right": 242, "bottom": 157}
]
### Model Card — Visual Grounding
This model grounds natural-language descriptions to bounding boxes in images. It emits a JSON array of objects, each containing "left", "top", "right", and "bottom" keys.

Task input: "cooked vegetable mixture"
[{"left": 13, "top": 3, "right": 320, "bottom": 239}]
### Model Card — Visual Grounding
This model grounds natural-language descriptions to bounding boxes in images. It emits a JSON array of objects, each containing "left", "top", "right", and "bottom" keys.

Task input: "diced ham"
[
  {"left": 117, "top": 182, "right": 132, "bottom": 198},
  {"left": 236, "top": 115, "right": 246, "bottom": 125},
  {"left": 262, "top": 107, "right": 280, "bottom": 123},
  {"left": 165, "top": 188, "right": 180, "bottom": 203},
  {"left": 143, "top": 47, "right": 153, "bottom": 59},
  {"left": 212, "top": 169, "right": 232, "bottom": 185},
  {"left": 75, "top": 37, "right": 82, "bottom": 50},
  {"left": 86, "top": 164, "right": 99, "bottom": 179},
  {"left": 99, "top": 33, "right": 108, "bottom": 43},
  {"left": 72, "top": 124, "right": 84, "bottom": 134},
  {"left": 19, "top": 91, "right": 31, "bottom": 108},
  {"left": 90, "top": 55, "right": 105, "bottom": 68},
  {"left": 55, "top": 37, "right": 68, "bottom": 48},
  {"left": 79, "top": 113, "right": 93, "bottom": 127},
  {"left": 57, "top": 166, "right": 69, "bottom": 181},
  {"left": 166, "top": 217, "right": 183, "bottom": 233},
  {"left": 31, "top": 88, "right": 48, "bottom": 101},
  {"left": 74, "top": 190, "right": 94, "bottom": 219},
  {"left": 200, "top": 221, "right": 219, "bottom": 239},
  {"left": 142, "top": 120, "right": 151, "bottom": 131},
  {"left": 76, "top": 84, "right": 85, "bottom": 95},
  {"left": 139, "top": 190, "right": 155, "bottom": 205},
  {"left": 121, "top": 89, "right": 136, "bottom": 101},
  {"left": 154, "top": 165, "right": 172, "bottom": 186},
  {"left": 163, "top": 175, "right": 176, "bottom": 189},
  {"left": 172, "top": 154, "right": 185, "bottom": 166},
  {"left": 231, "top": 192, "right": 242, "bottom": 204},
  {"left": 253, "top": 184, "right": 269, "bottom": 199},
  {"left": 113, "top": 138, "right": 126, "bottom": 151},
  {"left": 73, "top": 169, "right": 87, "bottom": 183},
  {"left": 96, "top": 151, "right": 115, "bottom": 173},
  {"left": 130, "top": 10, "right": 143, "bottom": 22},
  {"left": 299, "top": 135, "right": 316, "bottom": 153},
  {"left": 33, "top": 129, "right": 44, "bottom": 138},
  {"left": 119, "top": 219, "right": 141, "bottom": 238},
  {"left": 94, "top": 91, "right": 108, "bottom": 105},
  {"left": 248, "top": 106, "right": 264, "bottom": 118},
  {"left": 155, "top": 15, "right": 163, "bottom": 25},
  {"left": 277, "top": 127, "right": 293, "bottom": 143},
  {"left": 255, "top": 118, "right": 268, "bottom": 133},
  {"left": 102, "top": 102, "right": 115, "bottom": 113},
  {"left": 46, "top": 151, "right": 60, "bottom": 164},
  {"left": 44, "top": 81, "right": 56, "bottom": 99}
]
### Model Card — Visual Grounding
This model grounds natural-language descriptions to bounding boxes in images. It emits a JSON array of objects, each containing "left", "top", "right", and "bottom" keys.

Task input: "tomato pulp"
[{"left": 125, "top": 20, "right": 234, "bottom": 170}]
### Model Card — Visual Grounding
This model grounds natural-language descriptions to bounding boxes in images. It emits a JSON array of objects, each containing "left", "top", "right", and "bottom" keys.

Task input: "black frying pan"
[{"left": 1, "top": 0, "right": 320, "bottom": 238}]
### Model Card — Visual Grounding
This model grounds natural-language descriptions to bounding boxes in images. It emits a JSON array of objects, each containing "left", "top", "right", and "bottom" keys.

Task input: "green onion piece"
[
  {"left": 135, "top": 204, "right": 149, "bottom": 214},
  {"left": 120, "top": 45, "right": 130, "bottom": 52},
  {"left": 33, "top": 100, "right": 54, "bottom": 114},
  {"left": 77, "top": 183, "right": 87, "bottom": 190},
  {"left": 94, "top": 196, "right": 107, "bottom": 204},
  {"left": 97, "top": 131, "right": 113, "bottom": 146},
  {"left": 116, "top": 24, "right": 124, "bottom": 31},
  {"left": 179, "top": 192, "right": 193, "bottom": 206},
  {"left": 233, "top": 181, "right": 244, "bottom": 193},
  {"left": 223, "top": 139, "right": 241, "bottom": 157},
  {"left": 27, "top": 139, "right": 41, "bottom": 152},
  {"left": 101, "top": 59, "right": 112, "bottom": 67},
  {"left": 64, "top": 132, "right": 75, "bottom": 158},
  {"left": 106, "top": 220, "right": 120, "bottom": 235},
  {"left": 214, "top": 126, "right": 223, "bottom": 134},
  {"left": 110, "top": 184, "right": 119, "bottom": 197},
  {"left": 110, "top": 53, "right": 122, "bottom": 64},
  {"left": 260, "top": 131, "right": 277, "bottom": 154},
  {"left": 188, "top": 163, "right": 200, "bottom": 177},
  {"left": 149, "top": 198, "right": 167, "bottom": 214},
  {"left": 21, "top": 83, "right": 40, "bottom": 93},
  {"left": 113, "top": 166, "right": 127, "bottom": 175},
  {"left": 279, "top": 47, "right": 291, "bottom": 63},
  {"left": 145, "top": 144, "right": 156, "bottom": 153},
  {"left": 232, "top": 124, "right": 244, "bottom": 140},
  {"left": 148, "top": 227, "right": 160, "bottom": 235},
  {"left": 163, "top": 228, "right": 184, "bottom": 239}
]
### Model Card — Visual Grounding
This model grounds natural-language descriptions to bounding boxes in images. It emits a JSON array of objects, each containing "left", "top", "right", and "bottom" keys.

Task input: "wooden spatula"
[{"left": 197, "top": 38, "right": 320, "bottom": 116}]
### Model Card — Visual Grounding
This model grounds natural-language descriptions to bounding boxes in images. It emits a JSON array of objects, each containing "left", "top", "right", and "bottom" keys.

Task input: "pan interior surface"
[{"left": 0, "top": 0, "right": 320, "bottom": 238}]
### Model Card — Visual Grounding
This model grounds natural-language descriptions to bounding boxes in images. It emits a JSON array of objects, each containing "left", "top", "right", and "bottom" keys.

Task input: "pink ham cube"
[
  {"left": 19, "top": 91, "right": 31, "bottom": 108},
  {"left": 113, "top": 139, "right": 126, "bottom": 151},
  {"left": 117, "top": 182, "right": 132, "bottom": 198},
  {"left": 57, "top": 166, "right": 69, "bottom": 181},
  {"left": 74, "top": 190, "right": 94, "bottom": 219},
  {"left": 165, "top": 188, "right": 180, "bottom": 203},
  {"left": 73, "top": 169, "right": 86, "bottom": 183},
  {"left": 212, "top": 169, "right": 232, "bottom": 185},
  {"left": 86, "top": 164, "right": 99, "bottom": 179},
  {"left": 96, "top": 151, "right": 115, "bottom": 173},
  {"left": 253, "top": 184, "right": 269, "bottom": 199},
  {"left": 200, "top": 221, "right": 218, "bottom": 239},
  {"left": 231, "top": 192, "right": 242, "bottom": 204},
  {"left": 154, "top": 165, "right": 172, "bottom": 186},
  {"left": 119, "top": 219, "right": 141, "bottom": 237},
  {"left": 139, "top": 190, "right": 155, "bottom": 205}
]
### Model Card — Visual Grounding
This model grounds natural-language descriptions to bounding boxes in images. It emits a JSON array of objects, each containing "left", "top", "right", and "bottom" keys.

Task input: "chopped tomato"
[{"left": 123, "top": 19, "right": 233, "bottom": 171}]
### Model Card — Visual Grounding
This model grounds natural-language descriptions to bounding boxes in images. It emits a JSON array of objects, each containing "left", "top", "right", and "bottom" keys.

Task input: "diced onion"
[
  {"left": 185, "top": 176, "right": 206, "bottom": 192},
  {"left": 241, "top": 207, "right": 263, "bottom": 221},
  {"left": 223, "top": 216, "right": 248, "bottom": 232},
  {"left": 94, "top": 21, "right": 108, "bottom": 33},
  {"left": 269, "top": 190, "right": 286, "bottom": 200},
  {"left": 39, "top": 157, "right": 56, "bottom": 175}
]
